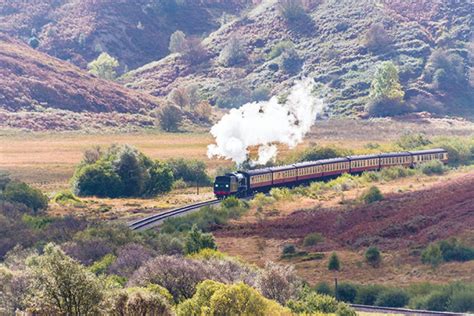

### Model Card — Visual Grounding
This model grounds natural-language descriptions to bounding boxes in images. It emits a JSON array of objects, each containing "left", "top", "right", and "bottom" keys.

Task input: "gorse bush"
[
  {"left": 421, "top": 243, "right": 443, "bottom": 268},
  {"left": 361, "top": 186, "right": 383, "bottom": 204},
  {"left": 287, "top": 292, "right": 355, "bottom": 315},
  {"left": 87, "top": 52, "right": 119, "bottom": 80},
  {"left": 365, "top": 246, "right": 382, "bottom": 267},
  {"left": 328, "top": 252, "right": 340, "bottom": 271},
  {"left": 72, "top": 145, "right": 173, "bottom": 198},
  {"left": 52, "top": 190, "right": 81, "bottom": 205}
]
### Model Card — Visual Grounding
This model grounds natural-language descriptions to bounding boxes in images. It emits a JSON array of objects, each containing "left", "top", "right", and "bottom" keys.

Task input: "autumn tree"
[
  {"left": 158, "top": 104, "right": 183, "bottom": 132},
  {"left": 87, "top": 52, "right": 119, "bottom": 80},
  {"left": 169, "top": 30, "right": 187, "bottom": 54}
]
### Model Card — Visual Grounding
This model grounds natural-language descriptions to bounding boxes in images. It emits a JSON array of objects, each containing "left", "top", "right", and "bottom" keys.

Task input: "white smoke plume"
[{"left": 207, "top": 79, "right": 324, "bottom": 165}]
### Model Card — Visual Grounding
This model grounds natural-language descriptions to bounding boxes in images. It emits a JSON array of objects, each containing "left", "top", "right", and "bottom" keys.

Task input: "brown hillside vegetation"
[
  {"left": 0, "top": 33, "right": 159, "bottom": 113},
  {"left": 217, "top": 172, "right": 474, "bottom": 251},
  {"left": 0, "top": 0, "right": 248, "bottom": 69}
]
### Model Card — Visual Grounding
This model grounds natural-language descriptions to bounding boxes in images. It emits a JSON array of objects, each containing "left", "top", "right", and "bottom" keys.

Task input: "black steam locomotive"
[{"left": 213, "top": 148, "right": 448, "bottom": 199}]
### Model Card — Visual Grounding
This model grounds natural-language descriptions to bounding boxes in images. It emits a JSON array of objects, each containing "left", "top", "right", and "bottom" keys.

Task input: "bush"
[
  {"left": 361, "top": 186, "right": 383, "bottom": 204},
  {"left": 280, "top": 48, "right": 303, "bottom": 75},
  {"left": 87, "top": 52, "right": 119, "bottom": 80},
  {"left": 256, "top": 261, "right": 300, "bottom": 305},
  {"left": 181, "top": 37, "right": 209, "bottom": 65},
  {"left": 221, "top": 196, "right": 241, "bottom": 209},
  {"left": 169, "top": 30, "right": 187, "bottom": 54},
  {"left": 215, "top": 82, "right": 253, "bottom": 109},
  {"left": 167, "top": 158, "right": 210, "bottom": 185},
  {"left": 291, "top": 146, "right": 352, "bottom": 163},
  {"left": 89, "top": 253, "right": 116, "bottom": 275},
  {"left": 2, "top": 181, "right": 48, "bottom": 213},
  {"left": 366, "top": 96, "right": 413, "bottom": 117},
  {"left": 72, "top": 161, "right": 123, "bottom": 198},
  {"left": 278, "top": 0, "right": 314, "bottom": 34},
  {"left": 375, "top": 289, "right": 409, "bottom": 307},
  {"left": 282, "top": 244, "right": 296, "bottom": 255},
  {"left": 28, "top": 36, "right": 40, "bottom": 49},
  {"left": 449, "top": 289, "right": 474, "bottom": 313},
  {"left": 287, "top": 292, "right": 352, "bottom": 314},
  {"left": 417, "top": 160, "right": 446, "bottom": 175},
  {"left": 184, "top": 225, "right": 217, "bottom": 255},
  {"left": 105, "top": 287, "right": 174, "bottom": 316},
  {"left": 328, "top": 252, "right": 340, "bottom": 271},
  {"left": 396, "top": 133, "right": 432, "bottom": 150},
  {"left": 314, "top": 282, "right": 333, "bottom": 296},
  {"left": 303, "top": 233, "right": 324, "bottom": 247},
  {"left": 268, "top": 40, "right": 295, "bottom": 60},
  {"left": 158, "top": 104, "right": 183, "bottom": 132},
  {"left": 421, "top": 243, "right": 443, "bottom": 267},
  {"left": 52, "top": 190, "right": 81, "bottom": 205},
  {"left": 336, "top": 283, "right": 357, "bottom": 303},
  {"left": 365, "top": 246, "right": 382, "bottom": 267},
  {"left": 424, "top": 49, "right": 469, "bottom": 92},
  {"left": 355, "top": 285, "right": 384, "bottom": 305},
  {"left": 365, "top": 23, "right": 392, "bottom": 53},
  {"left": 438, "top": 238, "right": 474, "bottom": 262},
  {"left": 218, "top": 37, "right": 247, "bottom": 67}
]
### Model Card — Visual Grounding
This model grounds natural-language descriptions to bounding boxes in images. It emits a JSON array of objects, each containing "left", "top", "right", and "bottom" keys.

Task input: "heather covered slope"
[
  {"left": 0, "top": 33, "right": 159, "bottom": 113},
  {"left": 122, "top": 0, "right": 473, "bottom": 117},
  {"left": 0, "top": 0, "right": 247, "bottom": 69}
]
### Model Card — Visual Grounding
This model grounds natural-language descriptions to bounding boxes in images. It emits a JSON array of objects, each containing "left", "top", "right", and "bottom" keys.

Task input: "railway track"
[
  {"left": 128, "top": 199, "right": 220, "bottom": 231},
  {"left": 350, "top": 304, "right": 469, "bottom": 315}
]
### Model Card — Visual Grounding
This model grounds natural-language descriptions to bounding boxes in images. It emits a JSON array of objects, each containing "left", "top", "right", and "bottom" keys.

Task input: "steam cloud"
[{"left": 207, "top": 79, "right": 324, "bottom": 165}]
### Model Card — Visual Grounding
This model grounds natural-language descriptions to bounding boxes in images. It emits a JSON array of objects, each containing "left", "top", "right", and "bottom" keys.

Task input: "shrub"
[
  {"left": 158, "top": 104, "right": 183, "bottom": 132},
  {"left": 449, "top": 289, "right": 474, "bottom": 313},
  {"left": 89, "top": 253, "right": 116, "bottom": 275},
  {"left": 282, "top": 244, "right": 296, "bottom": 255},
  {"left": 365, "top": 23, "right": 392, "bottom": 53},
  {"left": 417, "top": 160, "right": 446, "bottom": 175},
  {"left": 421, "top": 243, "right": 443, "bottom": 267},
  {"left": 218, "top": 37, "right": 247, "bottom": 67},
  {"left": 314, "top": 282, "right": 333, "bottom": 296},
  {"left": 108, "top": 243, "right": 154, "bottom": 277},
  {"left": 169, "top": 30, "right": 187, "bottom": 54},
  {"left": 336, "top": 283, "right": 357, "bottom": 303},
  {"left": 328, "top": 252, "right": 340, "bottom": 271},
  {"left": 168, "top": 86, "right": 190, "bottom": 109},
  {"left": 278, "top": 0, "right": 314, "bottom": 34},
  {"left": 408, "top": 94, "right": 445, "bottom": 114},
  {"left": 181, "top": 37, "right": 209, "bottom": 65},
  {"left": 52, "top": 190, "right": 81, "bottom": 205},
  {"left": 355, "top": 285, "right": 384, "bottom": 305},
  {"left": 28, "top": 36, "right": 40, "bottom": 49},
  {"left": 87, "top": 52, "right": 119, "bottom": 80},
  {"left": 215, "top": 82, "right": 252, "bottom": 109},
  {"left": 184, "top": 225, "right": 217, "bottom": 255},
  {"left": 292, "top": 146, "right": 352, "bottom": 163},
  {"left": 194, "top": 101, "right": 213, "bottom": 123},
  {"left": 2, "top": 181, "right": 48, "bottom": 213},
  {"left": 336, "top": 303, "right": 358, "bottom": 316},
  {"left": 287, "top": 292, "right": 352, "bottom": 314},
  {"left": 422, "top": 291, "right": 450, "bottom": 311},
  {"left": 438, "top": 238, "right": 474, "bottom": 262},
  {"left": 361, "top": 186, "right": 383, "bottom": 204},
  {"left": 396, "top": 133, "right": 432, "bottom": 150},
  {"left": 280, "top": 48, "right": 303, "bottom": 75},
  {"left": 270, "top": 187, "right": 293, "bottom": 201},
  {"left": 268, "top": 40, "right": 295, "bottom": 60},
  {"left": 256, "top": 261, "right": 300, "bottom": 305},
  {"left": 0, "top": 170, "right": 11, "bottom": 191},
  {"left": 72, "top": 161, "right": 123, "bottom": 198},
  {"left": 424, "top": 49, "right": 469, "bottom": 92},
  {"left": 365, "top": 246, "right": 382, "bottom": 267},
  {"left": 375, "top": 289, "right": 409, "bottom": 307},
  {"left": 303, "top": 233, "right": 324, "bottom": 247},
  {"left": 221, "top": 196, "right": 240, "bottom": 209},
  {"left": 105, "top": 287, "right": 174, "bottom": 316},
  {"left": 167, "top": 158, "right": 210, "bottom": 185}
]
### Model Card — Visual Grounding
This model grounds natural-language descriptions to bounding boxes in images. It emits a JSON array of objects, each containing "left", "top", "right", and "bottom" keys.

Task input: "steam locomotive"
[{"left": 213, "top": 148, "right": 448, "bottom": 199}]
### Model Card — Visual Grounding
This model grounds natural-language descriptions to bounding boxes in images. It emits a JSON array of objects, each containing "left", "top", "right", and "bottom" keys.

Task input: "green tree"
[
  {"left": 28, "top": 36, "right": 40, "bottom": 49},
  {"left": 184, "top": 225, "right": 217, "bottom": 254},
  {"left": 144, "top": 160, "right": 174, "bottom": 196},
  {"left": 87, "top": 52, "right": 119, "bottom": 80},
  {"left": 113, "top": 146, "right": 146, "bottom": 197},
  {"left": 169, "top": 30, "right": 187, "bottom": 54},
  {"left": 158, "top": 104, "right": 183, "bottom": 132},
  {"left": 365, "top": 246, "right": 382, "bottom": 267},
  {"left": 328, "top": 252, "right": 340, "bottom": 271},
  {"left": 2, "top": 181, "right": 48, "bottom": 213},
  {"left": 421, "top": 243, "right": 443, "bottom": 268},
  {"left": 26, "top": 243, "right": 103, "bottom": 315},
  {"left": 73, "top": 161, "right": 123, "bottom": 198}
]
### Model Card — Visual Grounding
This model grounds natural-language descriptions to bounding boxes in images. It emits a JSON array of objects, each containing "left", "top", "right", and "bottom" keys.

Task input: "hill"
[
  {"left": 121, "top": 0, "right": 473, "bottom": 117},
  {"left": 0, "top": 33, "right": 161, "bottom": 130},
  {"left": 0, "top": 0, "right": 248, "bottom": 69}
]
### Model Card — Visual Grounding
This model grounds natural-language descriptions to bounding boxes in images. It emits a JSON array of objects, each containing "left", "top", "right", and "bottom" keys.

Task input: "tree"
[
  {"left": 113, "top": 146, "right": 146, "bottom": 197},
  {"left": 158, "top": 104, "right": 183, "bottom": 132},
  {"left": 169, "top": 30, "right": 186, "bottom": 54},
  {"left": 280, "top": 47, "right": 302, "bottom": 74},
  {"left": 367, "top": 61, "right": 407, "bottom": 117},
  {"left": 365, "top": 23, "right": 392, "bottom": 53},
  {"left": 184, "top": 225, "right": 217, "bottom": 254},
  {"left": 218, "top": 37, "right": 247, "bottom": 67},
  {"left": 87, "top": 52, "right": 119, "bottom": 80},
  {"left": 361, "top": 186, "right": 384, "bottom": 204},
  {"left": 256, "top": 261, "right": 300, "bottom": 305},
  {"left": 424, "top": 49, "right": 469, "bottom": 92},
  {"left": 169, "top": 86, "right": 190, "bottom": 108},
  {"left": 421, "top": 243, "right": 443, "bottom": 268},
  {"left": 25, "top": 243, "right": 103, "bottom": 315},
  {"left": 2, "top": 181, "right": 48, "bottom": 213},
  {"left": 182, "top": 37, "right": 208, "bottom": 65},
  {"left": 328, "top": 252, "right": 340, "bottom": 271},
  {"left": 365, "top": 246, "right": 382, "bottom": 267},
  {"left": 105, "top": 287, "right": 173, "bottom": 316},
  {"left": 374, "top": 289, "right": 409, "bottom": 308},
  {"left": 28, "top": 36, "right": 40, "bottom": 49},
  {"left": 73, "top": 161, "right": 123, "bottom": 198},
  {"left": 144, "top": 160, "right": 174, "bottom": 196}
]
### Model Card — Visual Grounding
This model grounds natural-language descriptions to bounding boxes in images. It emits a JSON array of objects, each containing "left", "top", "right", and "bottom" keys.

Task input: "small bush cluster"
[
  {"left": 365, "top": 246, "right": 382, "bottom": 267},
  {"left": 303, "top": 233, "right": 324, "bottom": 247},
  {"left": 360, "top": 186, "right": 383, "bottom": 204},
  {"left": 421, "top": 238, "right": 474, "bottom": 267},
  {"left": 417, "top": 160, "right": 446, "bottom": 175},
  {"left": 218, "top": 37, "right": 247, "bottom": 67},
  {"left": 72, "top": 145, "right": 173, "bottom": 198},
  {"left": 1, "top": 178, "right": 48, "bottom": 213}
]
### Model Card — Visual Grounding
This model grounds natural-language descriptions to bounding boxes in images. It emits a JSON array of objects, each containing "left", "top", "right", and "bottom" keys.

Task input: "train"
[{"left": 213, "top": 148, "right": 448, "bottom": 198}]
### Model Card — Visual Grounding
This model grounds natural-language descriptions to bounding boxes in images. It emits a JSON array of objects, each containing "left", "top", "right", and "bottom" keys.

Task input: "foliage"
[
  {"left": 291, "top": 145, "right": 352, "bottom": 163},
  {"left": 0, "top": 170, "right": 11, "bottom": 192},
  {"left": 396, "top": 133, "right": 432, "bottom": 150},
  {"left": 52, "top": 190, "right": 81, "bottom": 205},
  {"left": 424, "top": 49, "right": 469, "bottom": 92},
  {"left": 282, "top": 244, "right": 296, "bottom": 255},
  {"left": 181, "top": 36, "right": 208, "bottom": 65},
  {"left": 409, "top": 282, "right": 474, "bottom": 313},
  {"left": 168, "top": 158, "right": 210, "bottom": 185},
  {"left": 256, "top": 261, "right": 300, "bottom": 305},
  {"left": 365, "top": 246, "right": 382, "bottom": 267},
  {"left": 104, "top": 286, "right": 174, "bottom": 316},
  {"left": 361, "top": 186, "right": 383, "bottom": 204},
  {"left": 28, "top": 36, "right": 40, "bottom": 49},
  {"left": 287, "top": 292, "right": 354, "bottom": 315},
  {"left": 417, "top": 160, "right": 446, "bottom": 175},
  {"left": 365, "top": 23, "right": 392, "bottom": 53},
  {"left": 108, "top": 243, "right": 154, "bottom": 277},
  {"left": 270, "top": 187, "right": 293, "bottom": 201},
  {"left": 219, "top": 37, "right": 247, "bottom": 67},
  {"left": 215, "top": 82, "right": 252, "bottom": 109},
  {"left": 176, "top": 280, "right": 291, "bottom": 316},
  {"left": 2, "top": 181, "right": 48, "bottom": 213},
  {"left": 328, "top": 252, "right": 340, "bottom": 271},
  {"left": 72, "top": 145, "right": 173, "bottom": 198},
  {"left": 89, "top": 253, "right": 116, "bottom": 275},
  {"left": 421, "top": 243, "right": 443, "bottom": 268},
  {"left": 367, "top": 61, "right": 407, "bottom": 117},
  {"left": 25, "top": 243, "right": 104, "bottom": 315},
  {"left": 184, "top": 225, "right": 217, "bottom": 255},
  {"left": 159, "top": 104, "right": 183, "bottom": 132},
  {"left": 87, "top": 52, "right": 119, "bottom": 80},
  {"left": 336, "top": 283, "right": 357, "bottom": 303},
  {"left": 303, "top": 233, "right": 324, "bottom": 247},
  {"left": 314, "top": 282, "right": 333, "bottom": 296},
  {"left": 375, "top": 289, "right": 409, "bottom": 307},
  {"left": 169, "top": 86, "right": 190, "bottom": 109},
  {"left": 169, "top": 30, "right": 187, "bottom": 54},
  {"left": 355, "top": 284, "right": 384, "bottom": 305},
  {"left": 188, "top": 248, "right": 227, "bottom": 261},
  {"left": 278, "top": 0, "right": 314, "bottom": 34},
  {"left": 281, "top": 48, "right": 303, "bottom": 75},
  {"left": 268, "top": 40, "right": 295, "bottom": 60}
]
